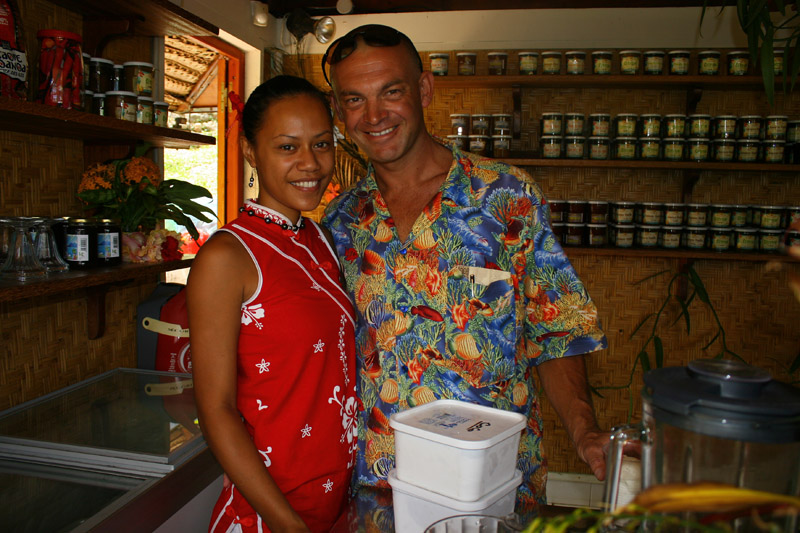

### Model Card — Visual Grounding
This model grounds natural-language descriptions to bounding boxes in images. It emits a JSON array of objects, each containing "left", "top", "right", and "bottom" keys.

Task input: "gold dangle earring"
[{"left": 249, "top": 168, "right": 256, "bottom": 188}]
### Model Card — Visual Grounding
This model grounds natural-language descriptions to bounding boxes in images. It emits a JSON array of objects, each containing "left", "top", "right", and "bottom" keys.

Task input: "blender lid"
[{"left": 643, "top": 359, "right": 800, "bottom": 443}]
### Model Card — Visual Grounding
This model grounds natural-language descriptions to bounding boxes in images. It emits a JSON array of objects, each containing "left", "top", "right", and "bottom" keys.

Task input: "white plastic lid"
[
  {"left": 389, "top": 399, "right": 526, "bottom": 450},
  {"left": 123, "top": 61, "right": 155, "bottom": 68},
  {"left": 388, "top": 468, "right": 522, "bottom": 510}
]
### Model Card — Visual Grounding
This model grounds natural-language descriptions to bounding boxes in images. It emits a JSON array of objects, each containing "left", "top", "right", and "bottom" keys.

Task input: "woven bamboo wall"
[
  {"left": 1, "top": 2, "right": 161, "bottom": 410},
  {"left": 287, "top": 51, "right": 800, "bottom": 474}
]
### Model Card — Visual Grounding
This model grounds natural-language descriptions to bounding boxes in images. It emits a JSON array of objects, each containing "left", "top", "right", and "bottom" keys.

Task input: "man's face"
[{"left": 330, "top": 44, "right": 432, "bottom": 167}]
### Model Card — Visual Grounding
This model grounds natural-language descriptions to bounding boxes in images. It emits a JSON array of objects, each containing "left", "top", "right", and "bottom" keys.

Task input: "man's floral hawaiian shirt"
[{"left": 323, "top": 143, "right": 607, "bottom": 507}]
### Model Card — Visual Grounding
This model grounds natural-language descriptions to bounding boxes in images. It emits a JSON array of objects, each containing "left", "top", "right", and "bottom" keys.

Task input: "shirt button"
[
  {"left": 400, "top": 249, "right": 407, "bottom": 255},
  {"left": 400, "top": 306, "right": 409, "bottom": 313}
]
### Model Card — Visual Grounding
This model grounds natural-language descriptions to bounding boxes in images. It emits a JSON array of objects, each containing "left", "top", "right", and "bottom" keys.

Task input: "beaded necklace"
[{"left": 239, "top": 206, "right": 304, "bottom": 232}]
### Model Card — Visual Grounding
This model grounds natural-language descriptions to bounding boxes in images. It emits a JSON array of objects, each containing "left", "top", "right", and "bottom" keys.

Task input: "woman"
[{"left": 187, "top": 75, "right": 357, "bottom": 533}]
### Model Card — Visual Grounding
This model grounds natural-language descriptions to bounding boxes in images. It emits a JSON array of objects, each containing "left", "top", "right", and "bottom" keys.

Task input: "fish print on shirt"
[{"left": 241, "top": 303, "right": 265, "bottom": 329}]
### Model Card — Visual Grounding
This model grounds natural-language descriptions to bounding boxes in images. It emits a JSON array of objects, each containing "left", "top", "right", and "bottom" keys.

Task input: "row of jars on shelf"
[
  {"left": 554, "top": 221, "right": 795, "bottom": 253},
  {"left": 0, "top": 216, "right": 121, "bottom": 282},
  {"left": 430, "top": 48, "right": 773, "bottom": 77},
  {"left": 549, "top": 200, "right": 798, "bottom": 230}
]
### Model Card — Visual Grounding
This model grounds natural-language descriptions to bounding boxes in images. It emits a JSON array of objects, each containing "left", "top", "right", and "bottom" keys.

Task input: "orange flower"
[
  {"left": 122, "top": 156, "right": 161, "bottom": 189},
  {"left": 78, "top": 163, "right": 114, "bottom": 193}
]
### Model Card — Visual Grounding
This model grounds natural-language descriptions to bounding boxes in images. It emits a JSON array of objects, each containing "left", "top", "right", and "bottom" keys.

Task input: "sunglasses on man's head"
[{"left": 321, "top": 24, "right": 423, "bottom": 86}]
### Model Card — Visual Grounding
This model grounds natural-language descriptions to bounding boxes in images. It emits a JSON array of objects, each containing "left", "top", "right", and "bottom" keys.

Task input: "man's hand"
[{"left": 574, "top": 429, "right": 610, "bottom": 481}]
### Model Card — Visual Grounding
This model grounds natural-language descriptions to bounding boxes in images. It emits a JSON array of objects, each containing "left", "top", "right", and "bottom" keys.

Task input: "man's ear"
[
  {"left": 419, "top": 70, "right": 434, "bottom": 109},
  {"left": 329, "top": 93, "right": 344, "bottom": 122}
]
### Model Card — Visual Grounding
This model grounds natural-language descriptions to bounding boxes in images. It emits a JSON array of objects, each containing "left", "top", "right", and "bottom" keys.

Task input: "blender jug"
[{"left": 604, "top": 359, "right": 800, "bottom": 518}]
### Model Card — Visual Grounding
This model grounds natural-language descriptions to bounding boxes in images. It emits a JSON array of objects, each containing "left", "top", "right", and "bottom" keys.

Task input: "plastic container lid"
[
  {"left": 123, "top": 61, "right": 154, "bottom": 68},
  {"left": 644, "top": 359, "right": 800, "bottom": 443},
  {"left": 388, "top": 399, "right": 526, "bottom": 450},
  {"left": 388, "top": 468, "right": 522, "bottom": 510},
  {"left": 105, "top": 90, "right": 137, "bottom": 97},
  {"left": 90, "top": 57, "right": 114, "bottom": 65},
  {"left": 37, "top": 29, "right": 82, "bottom": 42}
]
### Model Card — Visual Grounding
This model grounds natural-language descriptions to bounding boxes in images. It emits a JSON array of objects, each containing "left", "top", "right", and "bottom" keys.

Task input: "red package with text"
[
  {"left": 0, "top": 0, "right": 28, "bottom": 99},
  {"left": 36, "top": 29, "right": 83, "bottom": 109},
  {"left": 143, "top": 287, "right": 193, "bottom": 374}
]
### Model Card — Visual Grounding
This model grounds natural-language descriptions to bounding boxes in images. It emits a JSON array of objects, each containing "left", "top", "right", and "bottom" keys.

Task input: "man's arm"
[{"left": 536, "top": 354, "right": 608, "bottom": 480}]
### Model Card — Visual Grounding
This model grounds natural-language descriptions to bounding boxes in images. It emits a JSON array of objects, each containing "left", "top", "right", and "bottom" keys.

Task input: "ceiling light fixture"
[
  {"left": 336, "top": 0, "right": 354, "bottom": 14},
  {"left": 285, "top": 8, "right": 336, "bottom": 44},
  {"left": 251, "top": 1, "right": 268, "bottom": 27}
]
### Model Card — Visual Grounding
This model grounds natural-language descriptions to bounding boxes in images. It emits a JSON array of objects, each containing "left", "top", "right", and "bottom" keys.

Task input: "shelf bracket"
[
  {"left": 681, "top": 170, "right": 701, "bottom": 202},
  {"left": 82, "top": 18, "right": 136, "bottom": 58},
  {"left": 676, "top": 258, "right": 695, "bottom": 301},
  {"left": 512, "top": 85, "right": 521, "bottom": 139},
  {"left": 86, "top": 285, "right": 107, "bottom": 340},
  {"left": 686, "top": 87, "right": 703, "bottom": 116}
]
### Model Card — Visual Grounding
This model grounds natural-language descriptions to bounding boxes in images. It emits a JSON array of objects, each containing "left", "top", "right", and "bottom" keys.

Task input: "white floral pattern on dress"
[
  {"left": 241, "top": 303, "right": 265, "bottom": 329},
  {"left": 338, "top": 314, "right": 350, "bottom": 386},
  {"left": 323, "top": 479, "right": 334, "bottom": 493},
  {"left": 255, "top": 359, "right": 270, "bottom": 373},
  {"left": 328, "top": 385, "right": 359, "bottom": 468},
  {"left": 301, "top": 424, "right": 312, "bottom": 438},
  {"left": 259, "top": 447, "right": 272, "bottom": 467},
  {"left": 313, "top": 339, "right": 325, "bottom": 353}
]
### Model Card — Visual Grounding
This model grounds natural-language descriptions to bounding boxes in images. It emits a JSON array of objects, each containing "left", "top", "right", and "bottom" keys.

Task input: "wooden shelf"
[
  {"left": 501, "top": 157, "right": 800, "bottom": 172},
  {"left": 0, "top": 97, "right": 215, "bottom": 148},
  {"left": 0, "top": 258, "right": 193, "bottom": 303},
  {"left": 564, "top": 246, "right": 796, "bottom": 262},
  {"left": 48, "top": 0, "right": 218, "bottom": 38},
  {"left": 433, "top": 74, "right": 765, "bottom": 90}
]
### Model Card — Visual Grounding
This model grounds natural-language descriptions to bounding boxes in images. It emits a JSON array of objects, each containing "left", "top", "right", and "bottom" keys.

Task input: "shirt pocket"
[{"left": 441, "top": 266, "right": 518, "bottom": 389}]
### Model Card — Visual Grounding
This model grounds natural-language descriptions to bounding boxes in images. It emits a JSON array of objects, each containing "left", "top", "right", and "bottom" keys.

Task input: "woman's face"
[{"left": 242, "top": 93, "right": 335, "bottom": 220}]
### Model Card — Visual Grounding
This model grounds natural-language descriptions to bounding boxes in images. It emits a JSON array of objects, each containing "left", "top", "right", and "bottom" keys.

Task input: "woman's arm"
[{"left": 187, "top": 234, "right": 309, "bottom": 532}]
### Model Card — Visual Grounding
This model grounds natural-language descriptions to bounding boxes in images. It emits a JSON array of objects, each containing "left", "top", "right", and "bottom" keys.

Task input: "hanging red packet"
[{"left": 0, "top": 0, "right": 28, "bottom": 99}]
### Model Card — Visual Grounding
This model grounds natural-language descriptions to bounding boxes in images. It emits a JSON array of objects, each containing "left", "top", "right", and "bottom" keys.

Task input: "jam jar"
[
  {"left": 686, "top": 203, "right": 709, "bottom": 227},
  {"left": 727, "top": 51, "right": 750, "bottom": 75},
  {"left": 492, "top": 114, "right": 512, "bottom": 134},
  {"left": 619, "top": 50, "right": 641, "bottom": 75},
  {"left": 565, "top": 136, "right": 586, "bottom": 159},
  {"left": 774, "top": 50, "right": 784, "bottom": 76},
  {"left": 613, "top": 137, "right": 637, "bottom": 160},
  {"left": 709, "top": 204, "right": 733, "bottom": 227},
  {"left": 709, "top": 227, "right": 733, "bottom": 251},
  {"left": 668, "top": 50, "right": 690, "bottom": 75},
  {"left": 730, "top": 205, "right": 749, "bottom": 227},
  {"left": 687, "top": 138, "right": 710, "bottom": 162},
  {"left": 637, "top": 225, "right": 660, "bottom": 247},
  {"left": 96, "top": 218, "right": 121, "bottom": 266},
  {"left": 739, "top": 115, "right": 763, "bottom": 140},
  {"left": 664, "top": 114, "right": 687, "bottom": 138},
  {"left": 487, "top": 52, "right": 508, "bottom": 75},
  {"left": 685, "top": 226, "right": 707, "bottom": 249},
  {"left": 587, "top": 224, "right": 607, "bottom": 246},
  {"left": 615, "top": 224, "right": 635, "bottom": 248},
  {"left": 662, "top": 138, "right": 685, "bottom": 161},
  {"left": 759, "top": 229, "right": 783, "bottom": 252},
  {"left": 760, "top": 205, "right": 785, "bottom": 228},
  {"left": 564, "top": 223, "right": 585, "bottom": 246},
  {"left": 456, "top": 52, "right": 477, "bottom": 75},
  {"left": 471, "top": 114, "right": 491, "bottom": 135},
  {"left": 566, "top": 51, "right": 586, "bottom": 74},
  {"left": 468, "top": 135, "right": 489, "bottom": 156},
  {"left": 764, "top": 140, "right": 786, "bottom": 163},
  {"left": 713, "top": 115, "right": 738, "bottom": 139},
  {"left": 614, "top": 114, "right": 638, "bottom": 137},
  {"left": 765, "top": 115, "right": 788, "bottom": 140},
  {"left": 639, "top": 137, "right": 661, "bottom": 160},
  {"left": 588, "top": 136, "right": 609, "bottom": 160},
  {"left": 567, "top": 201, "right": 588, "bottom": 223},
  {"left": 548, "top": 200, "right": 568, "bottom": 223},
  {"left": 612, "top": 201, "right": 636, "bottom": 224},
  {"left": 429, "top": 53, "right": 449, "bottom": 76},
  {"left": 688, "top": 114, "right": 712, "bottom": 138},
  {"left": 734, "top": 227, "right": 758, "bottom": 252},
  {"left": 540, "top": 136, "right": 563, "bottom": 158},
  {"left": 588, "top": 113, "right": 611, "bottom": 137},
  {"left": 65, "top": 218, "right": 97, "bottom": 269},
  {"left": 122, "top": 61, "right": 154, "bottom": 96},
  {"left": 640, "top": 114, "right": 661, "bottom": 138},
  {"left": 519, "top": 52, "right": 539, "bottom": 75},
  {"left": 446, "top": 135, "right": 468, "bottom": 151},
  {"left": 787, "top": 120, "right": 800, "bottom": 143},
  {"left": 542, "top": 51, "right": 562, "bottom": 74},
  {"left": 450, "top": 113, "right": 470, "bottom": 135},
  {"left": 491, "top": 135, "right": 511, "bottom": 158},
  {"left": 588, "top": 201, "right": 609, "bottom": 223},
  {"left": 105, "top": 90, "right": 137, "bottom": 121},
  {"left": 697, "top": 50, "right": 720, "bottom": 75},
  {"left": 660, "top": 226, "right": 683, "bottom": 249},
  {"left": 663, "top": 203, "right": 685, "bottom": 226},
  {"left": 737, "top": 139, "right": 760, "bottom": 163},
  {"left": 592, "top": 51, "right": 612, "bottom": 74},
  {"left": 639, "top": 202, "right": 664, "bottom": 225},
  {"left": 565, "top": 113, "right": 585, "bottom": 136},
  {"left": 540, "top": 113, "right": 563, "bottom": 136},
  {"left": 643, "top": 50, "right": 665, "bottom": 75},
  {"left": 713, "top": 139, "right": 736, "bottom": 162}
]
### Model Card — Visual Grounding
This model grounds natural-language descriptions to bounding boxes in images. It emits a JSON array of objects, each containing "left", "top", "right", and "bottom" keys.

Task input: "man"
[{"left": 322, "top": 24, "right": 608, "bottom": 509}]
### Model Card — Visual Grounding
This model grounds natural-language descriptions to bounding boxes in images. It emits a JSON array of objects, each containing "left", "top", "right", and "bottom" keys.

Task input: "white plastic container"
[
  {"left": 389, "top": 468, "right": 522, "bottom": 533},
  {"left": 389, "top": 399, "right": 526, "bottom": 501}
]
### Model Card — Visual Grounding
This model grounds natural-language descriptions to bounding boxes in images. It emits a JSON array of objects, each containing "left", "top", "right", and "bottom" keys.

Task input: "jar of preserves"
[
  {"left": 737, "top": 139, "right": 760, "bottom": 163},
  {"left": 471, "top": 114, "right": 491, "bottom": 135},
  {"left": 542, "top": 51, "right": 561, "bottom": 74},
  {"left": 788, "top": 120, "right": 800, "bottom": 143},
  {"left": 468, "top": 135, "right": 490, "bottom": 156},
  {"left": 713, "top": 115, "right": 738, "bottom": 138},
  {"left": 566, "top": 51, "right": 586, "bottom": 74},
  {"left": 122, "top": 61, "right": 154, "bottom": 96},
  {"left": 565, "top": 136, "right": 586, "bottom": 159},
  {"left": 713, "top": 139, "right": 736, "bottom": 162},
  {"left": 615, "top": 224, "right": 636, "bottom": 248},
  {"left": 663, "top": 138, "right": 685, "bottom": 161},
  {"left": 91, "top": 92, "right": 105, "bottom": 115},
  {"left": 686, "top": 203, "right": 709, "bottom": 227},
  {"left": 643, "top": 50, "right": 665, "bottom": 75},
  {"left": 697, "top": 50, "right": 720, "bottom": 75},
  {"left": 639, "top": 137, "right": 661, "bottom": 160},
  {"left": 587, "top": 224, "right": 607, "bottom": 246},
  {"left": 592, "top": 51, "right": 612, "bottom": 74},
  {"left": 549, "top": 200, "right": 568, "bottom": 223},
  {"left": 685, "top": 226, "right": 707, "bottom": 249},
  {"left": 727, "top": 51, "right": 749, "bottom": 75},
  {"left": 105, "top": 90, "right": 137, "bottom": 121},
  {"left": 637, "top": 225, "right": 660, "bottom": 247},
  {"left": 588, "top": 113, "right": 611, "bottom": 137},
  {"left": 765, "top": 115, "right": 788, "bottom": 140},
  {"left": 709, "top": 204, "right": 733, "bottom": 227},
  {"left": 564, "top": 223, "right": 585, "bottom": 246},
  {"left": 492, "top": 114, "right": 512, "bottom": 134},
  {"left": 640, "top": 114, "right": 661, "bottom": 138},
  {"left": 764, "top": 139, "right": 785, "bottom": 163},
  {"left": 450, "top": 113, "right": 470, "bottom": 135},
  {"left": 137, "top": 95, "right": 154, "bottom": 124},
  {"left": 492, "top": 135, "right": 511, "bottom": 158},
  {"left": 661, "top": 226, "right": 683, "bottom": 249},
  {"left": 446, "top": 135, "right": 468, "bottom": 151},
  {"left": 760, "top": 205, "right": 785, "bottom": 228},
  {"left": 787, "top": 206, "right": 800, "bottom": 226},
  {"left": 639, "top": 202, "right": 664, "bottom": 225},
  {"left": 588, "top": 136, "right": 609, "bottom": 160},
  {"left": 567, "top": 201, "right": 588, "bottom": 223},
  {"left": 614, "top": 114, "right": 638, "bottom": 137},
  {"left": 612, "top": 201, "right": 636, "bottom": 224},
  {"left": 613, "top": 137, "right": 637, "bottom": 160},
  {"left": 429, "top": 53, "right": 449, "bottom": 76},
  {"left": 565, "top": 113, "right": 585, "bottom": 135},
  {"left": 112, "top": 64, "right": 123, "bottom": 91},
  {"left": 688, "top": 114, "right": 712, "bottom": 138},
  {"left": 540, "top": 113, "right": 563, "bottom": 136},
  {"left": 759, "top": 229, "right": 783, "bottom": 252},
  {"left": 619, "top": 50, "right": 641, "bottom": 75},
  {"left": 734, "top": 227, "right": 758, "bottom": 251},
  {"left": 774, "top": 50, "right": 784, "bottom": 76},
  {"left": 64, "top": 218, "right": 97, "bottom": 269},
  {"left": 668, "top": 50, "right": 690, "bottom": 75},
  {"left": 487, "top": 52, "right": 508, "bottom": 75},
  {"left": 588, "top": 201, "right": 609, "bottom": 224},
  {"left": 687, "top": 138, "right": 710, "bottom": 162},
  {"left": 663, "top": 203, "right": 685, "bottom": 226},
  {"left": 456, "top": 52, "right": 477, "bottom": 75},
  {"left": 664, "top": 114, "right": 687, "bottom": 138},
  {"left": 731, "top": 205, "right": 749, "bottom": 227},
  {"left": 96, "top": 219, "right": 121, "bottom": 266},
  {"left": 739, "top": 115, "right": 763, "bottom": 140},
  {"left": 89, "top": 57, "right": 114, "bottom": 94},
  {"left": 519, "top": 52, "right": 539, "bottom": 75},
  {"left": 551, "top": 223, "right": 566, "bottom": 243},
  {"left": 709, "top": 227, "right": 733, "bottom": 251},
  {"left": 540, "top": 136, "right": 563, "bottom": 158}
]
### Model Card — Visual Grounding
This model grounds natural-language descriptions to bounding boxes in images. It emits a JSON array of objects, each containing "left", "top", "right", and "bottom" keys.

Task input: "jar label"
[
  {"left": 615, "top": 207, "right": 634, "bottom": 223},
  {"left": 699, "top": 57, "right": 719, "bottom": 74},
  {"left": 567, "top": 213, "right": 584, "bottom": 223},
  {"left": 641, "top": 141, "right": 660, "bottom": 159},
  {"left": 566, "top": 118, "right": 584, "bottom": 135},
  {"left": 736, "top": 234, "right": 756, "bottom": 250},
  {"left": 135, "top": 69, "right": 153, "bottom": 96},
  {"left": 616, "top": 232, "right": 634, "bottom": 247},
  {"left": 542, "top": 142, "right": 561, "bottom": 158},
  {"left": 589, "top": 232, "right": 605, "bottom": 245},
  {"left": 690, "top": 144, "right": 709, "bottom": 161},
  {"left": 621, "top": 56, "right": 640, "bottom": 74},
  {"left": 566, "top": 142, "right": 584, "bottom": 158},
  {"left": 154, "top": 107, "right": 168, "bottom": 127},
  {"left": 138, "top": 104, "right": 154, "bottom": 124},
  {"left": 593, "top": 58, "right": 611, "bottom": 74},
  {"left": 469, "top": 139, "right": 486, "bottom": 152},
  {"left": 666, "top": 119, "right": 685, "bottom": 137},
  {"left": 543, "top": 57, "right": 560, "bottom": 73},
  {"left": 114, "top": 99, "right": 137, "bottom": 122},
  {"left": 640, "top": 230, "right": 658, "bottom": 246},
  {"left": 665, "top": 210, "right": 683, "bottom": 225},
  {"left": 617, "top": 120, "right": 636, "bottom": 136},
  {"left": 738, "top": 144, "right": 758, "bottom": 161},
  {"left": 642, "top": 119, "right": 660, "bottom": 136},
  {"left": 567, "top": 57, "right": 585, "bottom": 74},
  {"left": 591, "top": 121, "right": 609, "bottom": 136},
  {"left": 687, "top": 211, "right": 707, "bottom": 226},
  {"left": 687, "top": 232, "right": 706, "bottom": 248},
  {"left": 520, "top": 55, "right": 538, "bottom": 74},
  {"left": 66, "top": 234, "right": 90, "bottom": 261},
  {"left": 765, "top": 145, "right": 784, "bottom": 162},
  {"left": 711, "top": 212, "right": 731, "bottom": 226},
  {"left": 690, "top": 119, "right": 710, "bottom": 137},
  {"left": 616, "top": 143, "right": 636, "bottom": 159},
  {"left": 716, "top": 120, "right": 736, "bottom": 135},
  {"left": 729, "top": 57, "right": 748, "bottom": 75},
  {"left": 664, "top": 143, "right": 683, "bottom": 160},
  {"left": 761, "top": 234, "right": 780, "bottom": 250},
  {"left": 662, "top": 233, "right": 681, "bottom": 248},
  {"left": 431, "top": 57, "right": 448, "bottom": 74},
  {"left": 494, "top": 116, "right": 511, "bottom": 129},
  {"left": 732, "top": 211, "right": 748, "bottom": 226},
  {"left": 589, "top": 143, "right": 608, "bottom": 159},
  {"left": 761, "top": 212, "right": 782, "bottom": 228},
  {"left": 670, "top": 56, "right": 689, "bottom": 74},
  {"left": 767, "top": 121, "right": 787, "bottom": 137},
  {"left": 645, "top": 56, "right": 664, "bottom": 73},
  {"left": 642, "top": 209, "right": 661, "bottom": 224},
  {"left": 458, "top": 61, "right": 475, "bottom": 76},
  {"left": 542, "top": 118, "right": 562, "bottom": 135},
  {"left": 714, "top": 143, "right": 734, "bottom": 161},
  {"left": 488, "top": 57, "right": 506, "bottom": 74},
  {"left": 711, "top": 234, "right": 731, "bottom": 250},
  {"left": 742, "top": 122, "right": 761, "bottom": 138},
  {"left": 98, "top": 233, "right": 120, "bottom": 258}
]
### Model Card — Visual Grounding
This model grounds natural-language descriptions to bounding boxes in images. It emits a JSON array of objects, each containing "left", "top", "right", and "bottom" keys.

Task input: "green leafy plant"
[
  {"left": 77, "top": 155, "right": 216, "bottom": 240},
  {"left": 702, "top": 1, "right": 800, "bottom": 105}
]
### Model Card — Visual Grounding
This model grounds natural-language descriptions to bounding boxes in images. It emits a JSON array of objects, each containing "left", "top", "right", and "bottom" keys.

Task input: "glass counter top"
[{"left": 0, "top": 368, "right": 204, "bottom": 476}]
